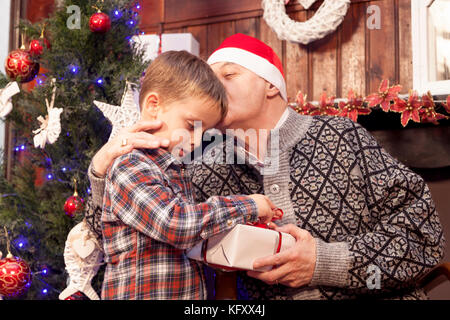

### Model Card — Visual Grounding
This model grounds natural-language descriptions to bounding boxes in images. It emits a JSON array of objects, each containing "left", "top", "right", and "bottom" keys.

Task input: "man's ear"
[
  {"left": 142, "top": 92, "right": 160, "bottom": 120},
  {"left": 266, "top": 82, "right": 280, "bottom": 98}
]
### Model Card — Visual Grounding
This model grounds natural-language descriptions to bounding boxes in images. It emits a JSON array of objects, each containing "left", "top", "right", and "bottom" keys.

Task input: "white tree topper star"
[
  {"left": 33, "top": 80, "right": 63, "bottom": 148},
  {"left": 94, "top": 82, "right": 141, "bottom": 141},
  {"left": 0, "top": 81, "right": 20, "bottom": 118}
]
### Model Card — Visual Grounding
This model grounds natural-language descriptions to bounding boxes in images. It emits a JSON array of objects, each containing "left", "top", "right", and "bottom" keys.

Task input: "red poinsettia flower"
[
  {"left": 338, "top": 89, "right": 371, "bottom": 122},
  {"left": 309, "top": 92, "right": 339, "bottom": 116},
  {"left": 419, "top": 92, "right": 448, "bottom": 125},
  {"left": 444, "top": 95, "right": 450, "bottom": 114},
  {"left": 391, "top": 90, "right": 423, "bottom": 127},
  {"left": 365, "top": 79, "right": 402, "bottom": 112},
  {"left": 292, "top": 91, "right": 315, "bottom": 115}
]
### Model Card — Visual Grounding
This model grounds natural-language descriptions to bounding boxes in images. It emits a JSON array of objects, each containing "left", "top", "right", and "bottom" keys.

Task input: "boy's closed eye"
[{"left": 186, "top": 121, "right": 195, "bottom": 130}]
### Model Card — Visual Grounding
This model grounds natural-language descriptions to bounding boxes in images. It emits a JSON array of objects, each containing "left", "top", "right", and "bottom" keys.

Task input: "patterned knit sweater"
[{"left": 85, "top": 108, "right": 445, "bottom": 300}]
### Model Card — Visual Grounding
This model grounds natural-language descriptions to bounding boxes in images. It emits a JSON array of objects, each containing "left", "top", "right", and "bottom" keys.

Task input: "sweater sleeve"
[
  {"left": 310, "top": 119, "right": 445, "bottom": 293},
  {"left": 82, "top": 162, "right": 108, "bottom": 243}
]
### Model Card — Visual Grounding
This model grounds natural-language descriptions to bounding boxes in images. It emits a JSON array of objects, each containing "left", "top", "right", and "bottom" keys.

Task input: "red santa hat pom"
[{"left": 207, "top": 33, "right": 287, "bottom": 101}]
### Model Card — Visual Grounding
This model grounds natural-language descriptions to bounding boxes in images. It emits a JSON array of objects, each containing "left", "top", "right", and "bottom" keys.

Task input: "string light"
[
  {"left": 70, "top": 65, "right": 79, "bottom": 74},
  {"left": 47, "top": 174, "right": 53, "bottom": 180},
  {"left": 36, "top": 77, "right": 45, "bottom": 85},
  {"left": 14, "top": 145, "right": 26, "bottom": 152},
  {"left": 113, "top": 9, "right": 122, "bottom": 18},
  {"left": 96, "top": 77, "right": 104, "bottom": 85},
  {"left": 14, "top": 236, "right": 28, "bottom": 249}
]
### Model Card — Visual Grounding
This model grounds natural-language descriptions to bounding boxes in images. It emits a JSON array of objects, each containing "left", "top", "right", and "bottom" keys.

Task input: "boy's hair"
[{"left": 139, "top": 50, "right": 228, "bottom": 121}]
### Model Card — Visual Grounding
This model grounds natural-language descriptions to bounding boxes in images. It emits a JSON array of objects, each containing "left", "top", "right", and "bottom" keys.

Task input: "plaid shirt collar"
[{"left": 141, "top": 147, "right": 182, "bottom": 171}]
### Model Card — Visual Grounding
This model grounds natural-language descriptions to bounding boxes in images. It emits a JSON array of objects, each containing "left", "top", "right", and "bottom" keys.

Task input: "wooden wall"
[{"left": 140, "top": 0, "right": 413, "bottom": 102}]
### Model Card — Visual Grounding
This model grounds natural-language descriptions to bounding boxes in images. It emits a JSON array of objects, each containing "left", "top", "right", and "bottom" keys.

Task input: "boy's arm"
[{"left": 105, "top": 153, "right": 259, "bottom": 249}]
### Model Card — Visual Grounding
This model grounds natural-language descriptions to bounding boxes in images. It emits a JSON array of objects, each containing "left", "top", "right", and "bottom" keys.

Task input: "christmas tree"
[{"left": 0, "top": 0, "right": 146, "bottom": 299}]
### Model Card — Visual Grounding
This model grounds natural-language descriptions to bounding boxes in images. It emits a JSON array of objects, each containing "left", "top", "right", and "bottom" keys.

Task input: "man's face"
[{"left": 211, "top": 62, "right": 267, "bottom": 131}]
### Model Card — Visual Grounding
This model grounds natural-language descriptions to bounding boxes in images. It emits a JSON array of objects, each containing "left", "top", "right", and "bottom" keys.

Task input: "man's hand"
[
  {"left": 247, "top": 224, "right": 316, "bottom": 288},
  {"left": 92, "top": 120, "right": 170, "bottom": 177}
]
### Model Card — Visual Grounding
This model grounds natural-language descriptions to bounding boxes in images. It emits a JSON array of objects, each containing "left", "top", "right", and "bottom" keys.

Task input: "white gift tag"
[{"left": 73, "top": 238, "right": 95, "bottom": 259}]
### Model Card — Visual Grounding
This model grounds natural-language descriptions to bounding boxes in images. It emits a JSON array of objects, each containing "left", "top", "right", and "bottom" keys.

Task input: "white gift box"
[
  {"left": 186, "top": 224, "right": 296, "bottom": 272},
  {"left": 132, "top": 33, "right": 200, "bottom": 62}
]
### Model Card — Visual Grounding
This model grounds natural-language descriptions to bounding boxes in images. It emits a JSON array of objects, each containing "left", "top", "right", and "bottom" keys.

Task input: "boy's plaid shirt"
[{"left": 101, "top": 148, "right": 258, "bottom": 300}]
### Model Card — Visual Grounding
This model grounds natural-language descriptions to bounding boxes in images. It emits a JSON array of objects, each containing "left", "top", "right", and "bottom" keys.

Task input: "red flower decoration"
[
  {"left": 391, "top": 91, "right": 423, "bottom": 127},
  {"left": 338, "top": 89, "right": 371, "bottom": 122},
  {"left": 293, "top": 91, "right": 315, "bottom": 115},
  {"left": 309, "top": 92, "right": 339, "bottom": 116},
  {"left": 444, "top": 95, "right": 450, "bottom": 114},
  {"left": 419, "top": 92, "right": 448, "bottom": 125},
  {"left": 365, "top": 79, "right": 402, "bottom": 112}
]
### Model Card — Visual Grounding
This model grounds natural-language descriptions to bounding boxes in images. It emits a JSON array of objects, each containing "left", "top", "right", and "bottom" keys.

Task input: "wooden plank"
[
  {"left": 259, "top": 17, "right": 283, "bottom": 65},
  {"left": 234, "top": 17, "right": 257, "bottom": 38},
  {"left": 140, "top": 0, "right": 164, "bottom": 30},
  {"left": 163, "top": 0, "right": 373, "bottom": 25},
  {"left": 340, "top": 1, "right": 367, "bottom": 97},
  {"left": 187, "top": 24, "right": 209, "bottom": 60},
  {"left": 398, "top": 0, "right": 413, "bottom": 93},
  {"left": 207, "top": 21, "right": 235, "bottom": 56},
  {"left": 164, "top": 0, "right": 260, "bottom": 24},
  {"left": 25, "top": 0, "right": 54, "bottom": 23},
  {"left": 285, "top": 11, "right": 309, "bottom": 102},
  {"left": 367, "top": 0, "right": 396, "bottom": 93},
  {"left": 309, "top": 10, "right": 339, "bottom": 101}
]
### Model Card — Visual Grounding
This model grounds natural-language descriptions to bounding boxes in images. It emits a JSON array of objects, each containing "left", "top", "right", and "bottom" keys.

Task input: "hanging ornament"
[
  {"left": 94, "top": 81, "right": 141, "bottom": 141},
  {"left": 64, "top": 179, "right": 85, "bottom": 218},
  {"left": 0, "top": 82, "right": 20, "bottom": 118},
  {"left": 29, "top": 25, "right": 51, "bottom": 56},
  {"left": 33, "top": 79, "right": 63, "bottom": 148},
  {"left": 0, "top": 227, "right": 32, "bottom": 298},
  {"left": 4, "top": 46, "right": 39, "bottom": 83},
  {"left": 29, "top": 39, "right": 51, "bottom": 56},
  {"left": 89, "top": 4, "right": 111, "bottom": 34},
  {"left": 262, "top": 0, "right": 351, "bottom": 45},
  {"left": 59, "top": 220, "right": 103, "bottom": 300}
]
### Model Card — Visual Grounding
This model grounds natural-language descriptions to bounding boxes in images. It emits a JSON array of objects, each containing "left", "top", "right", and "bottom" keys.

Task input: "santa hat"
[{"left": 207, "top": 33, "right": 287, "bottom": 101}]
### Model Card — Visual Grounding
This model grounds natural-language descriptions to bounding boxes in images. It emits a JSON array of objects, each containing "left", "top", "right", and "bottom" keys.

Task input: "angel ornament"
[
  {"left": 0, "top": 82, "right": 20, "bottom": 118},
  {"left": 59, "top": 219, "right": 104, "bottom": 300},
  {"left": 33, "top": 81, "right": 63, "bottom": 148}
]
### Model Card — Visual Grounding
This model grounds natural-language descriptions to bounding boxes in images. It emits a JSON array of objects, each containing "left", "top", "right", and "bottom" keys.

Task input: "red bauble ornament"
[
  {"left": 29, "top": 38, "right": 51, "bottom": 56},
  {"left": 89, "top": 12, "right": 111, "bottom": 33},
  {"left": 64, "top": 192, "right": 85, "bottom": 218},
  {"left": 0, "top": 253, "right": 32, "bottom": 298},
  {"left": 4, "top": 49, "right": 39, "bottom": 83}
]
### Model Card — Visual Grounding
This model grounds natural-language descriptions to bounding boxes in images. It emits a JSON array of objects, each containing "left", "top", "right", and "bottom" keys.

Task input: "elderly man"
[{"left": 85, "top": 33, "right": 444, "bottom": 300}]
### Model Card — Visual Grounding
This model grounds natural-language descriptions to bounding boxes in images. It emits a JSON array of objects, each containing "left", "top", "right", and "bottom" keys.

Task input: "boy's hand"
[{"left": 248, "top": 194, "right": 277, "bottom": 225}]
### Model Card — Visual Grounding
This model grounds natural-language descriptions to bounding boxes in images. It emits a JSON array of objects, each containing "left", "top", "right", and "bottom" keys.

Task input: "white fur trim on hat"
[{"left": 208, "top": 47, "right": 287, "bottom": 101}]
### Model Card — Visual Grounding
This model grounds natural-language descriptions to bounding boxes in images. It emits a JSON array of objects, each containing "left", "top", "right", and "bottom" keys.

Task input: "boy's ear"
[
  {"left": 266, "top": 82, "right": 280, "bottom": 98},
  {"left": 142, "top": 92, "right": 160, "bottom": 120}
]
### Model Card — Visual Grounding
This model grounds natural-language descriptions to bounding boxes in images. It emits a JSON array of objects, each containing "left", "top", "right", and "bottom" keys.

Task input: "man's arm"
[
  {"left": 82, "top": 163, "right": 108, "bottom": 243},
  {"left": 104, "top": 152, "right": 260, "bottom": 249}
]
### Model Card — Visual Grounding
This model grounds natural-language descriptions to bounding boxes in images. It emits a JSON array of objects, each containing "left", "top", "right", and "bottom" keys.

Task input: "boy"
[{"left": 101, "top": 51, "right": 278, "bottom": 300}]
